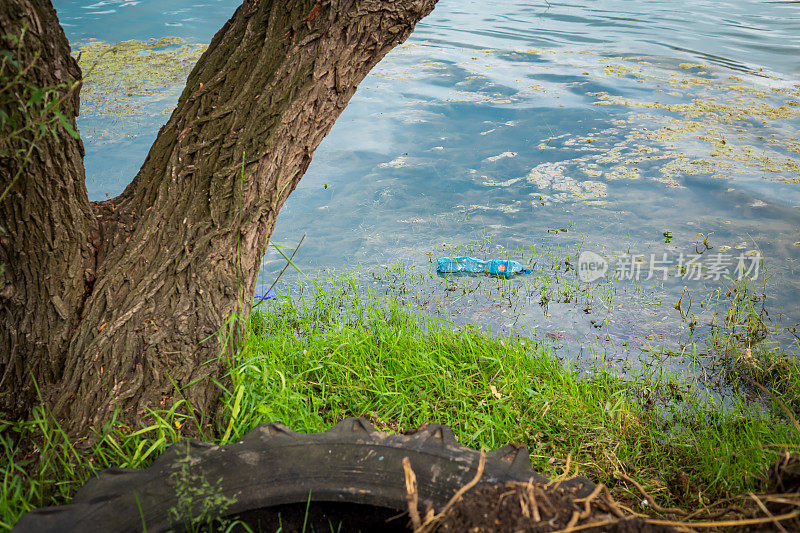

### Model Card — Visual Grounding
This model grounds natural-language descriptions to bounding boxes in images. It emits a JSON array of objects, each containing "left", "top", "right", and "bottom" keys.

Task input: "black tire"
[{"left": 14, "top": 417, "right": 595, "bottom": 532}]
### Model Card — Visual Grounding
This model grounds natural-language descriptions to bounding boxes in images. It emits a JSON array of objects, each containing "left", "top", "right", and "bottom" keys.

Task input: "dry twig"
[
  {"left": 645, "top": 510, "right": 800, "bottom": 528},
  {"left": 748, "top": 491, "right": 788, "bottom": 533},
  {"left": 619, "top": 472, "right": 688, "bottom": 516},
  {"left": 402, "top": 457, "right": 422, "bottom": 530},
  {"left": 411, "top": 451, "right": 486, "bottom": 532}
]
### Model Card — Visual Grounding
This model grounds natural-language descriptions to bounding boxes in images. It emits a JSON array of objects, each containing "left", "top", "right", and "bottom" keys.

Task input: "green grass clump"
[
  {"left": 716, "top": 341, "right": 800, "bottom": 415},
  {"left": 706, "top": 275, "right": 800, "bottom": 416},
  {"left": 2, "top": 274, "right": 798, "bottom": 530},
  {"left": 0, "top": 402, "right": 191, "bottom": 530}
]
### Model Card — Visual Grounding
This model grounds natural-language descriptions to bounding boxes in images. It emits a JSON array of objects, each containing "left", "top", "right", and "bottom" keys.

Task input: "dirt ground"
[
  {"left": 409, "top": 452, "right": 800, "bottom": 532},
  {"left": 433, "top": 481, "right": 678, "bottom": 533}
]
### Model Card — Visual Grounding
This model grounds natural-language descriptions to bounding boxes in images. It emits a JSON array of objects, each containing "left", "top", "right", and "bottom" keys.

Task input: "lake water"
[{"left": 54, "top": 0, "right": 800, "bottom": 377}]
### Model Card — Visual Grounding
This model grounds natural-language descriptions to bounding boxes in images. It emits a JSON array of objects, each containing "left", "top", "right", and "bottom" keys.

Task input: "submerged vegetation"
[
  {"left": 2, "top": 270, "right": 799, "bottom": 530},
  {"left": 705, "top": 275, "right": 800, "bottom": 416}
]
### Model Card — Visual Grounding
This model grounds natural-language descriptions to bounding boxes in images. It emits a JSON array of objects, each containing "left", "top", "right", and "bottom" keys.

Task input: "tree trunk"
[
  {"left": 0, "top": 0, "right": 437, "bottom": 432},
  {"left": 0, "top": 0, "right": 98, "bottom": 422}
]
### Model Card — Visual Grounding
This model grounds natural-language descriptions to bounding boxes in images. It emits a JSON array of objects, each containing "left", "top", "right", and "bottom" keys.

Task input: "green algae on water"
[
  {"left": 581, "top": 59, "right": 800, "bottom": 185},
  {"left": 73, "top": 37, "right": 207, "bottom": 120}
]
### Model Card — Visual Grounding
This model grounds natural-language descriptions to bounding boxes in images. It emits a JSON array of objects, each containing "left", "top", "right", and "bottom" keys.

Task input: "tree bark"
[
  {"left": 0, "top": 0, "right": 98, "bottom": 421},
  {"left": 0, "top": 0, "right": 437, "bottom": 432}
]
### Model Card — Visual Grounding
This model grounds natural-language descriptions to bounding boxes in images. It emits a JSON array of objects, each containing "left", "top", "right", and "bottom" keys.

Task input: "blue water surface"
[{"left": 54, "top": 0, "right": 800, "bottom": 372}]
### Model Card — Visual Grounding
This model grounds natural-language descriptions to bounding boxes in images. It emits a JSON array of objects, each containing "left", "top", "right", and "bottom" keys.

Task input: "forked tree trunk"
[{"left": 0, "top": 0, "right": 436, "bottom": 432}]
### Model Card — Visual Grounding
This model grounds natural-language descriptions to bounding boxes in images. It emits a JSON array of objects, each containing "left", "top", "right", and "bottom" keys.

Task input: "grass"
[
  {"left": 699, "top": 273, "right": 800, "bottom": 417},
  {"left": 233, "top": 277, "right": 800, "bottom": 499},
  {"left": 1, "top": 271, "right": 799, "bottom": 530},
  {"left": 0, "top": 401, "right": 193, "bottom": 530}
]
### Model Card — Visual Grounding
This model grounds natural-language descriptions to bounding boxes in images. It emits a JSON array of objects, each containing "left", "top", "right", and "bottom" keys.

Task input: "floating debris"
[
  {"left": 380, "top": 155, "right": 410, "bottom": 168},
  {"left": 484, "top": 151, "right": 518, "bottom": 162}
]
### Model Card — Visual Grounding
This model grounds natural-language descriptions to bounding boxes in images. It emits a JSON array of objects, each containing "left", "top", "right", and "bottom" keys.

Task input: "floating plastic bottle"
[
  {"left": 253, "top": 286, "right": 277, "bottom": 303},
  {"left": 436, "top": 256, "right": 531, "bottom": 278}
]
